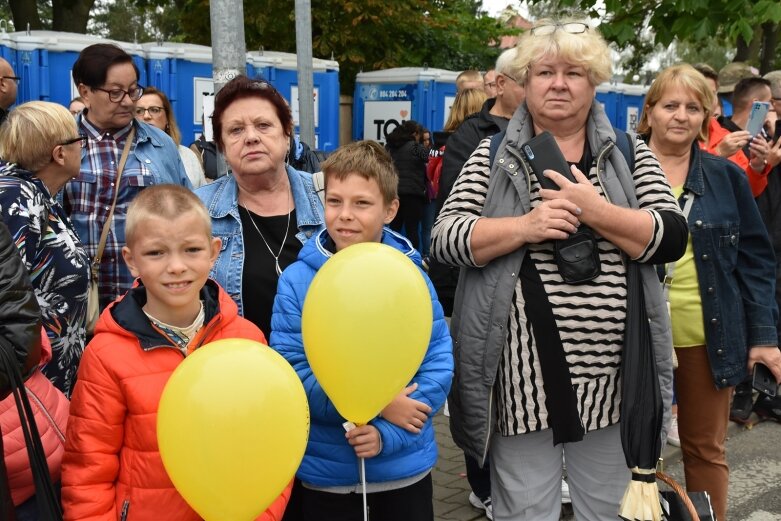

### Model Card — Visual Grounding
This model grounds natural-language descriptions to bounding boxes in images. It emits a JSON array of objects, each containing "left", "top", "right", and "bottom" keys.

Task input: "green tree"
[
  {"left": 180, "top": 0, "right": 510, "bottom": 94},
  {"left": 90, "top": 0, "right": 185, "bottom": 42},
  {"left": 529, "top": 0, "right": 781, "bottom": 74}
]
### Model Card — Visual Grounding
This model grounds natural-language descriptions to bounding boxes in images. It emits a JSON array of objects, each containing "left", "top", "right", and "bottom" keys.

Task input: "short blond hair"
[
  {"left": 514, "top": 18, "right": 612, "bottom": 87},
  {"left": 321, "top": 141, "right": 398, "bottom": 205},
  {"left": 637, "top": 64, "right": 714, "bottom": 142},
  {"left": 444, "top": 88, "right": 488, "bottom": 132},
  {"left": 456, "top": 70, "right": 483, "bottom": 91},
  {"left": 125, "top": 185, "right": 212, "bottom": 246},
  {"left": 0, "top": 101, "right": 77, "bottom": 172}
]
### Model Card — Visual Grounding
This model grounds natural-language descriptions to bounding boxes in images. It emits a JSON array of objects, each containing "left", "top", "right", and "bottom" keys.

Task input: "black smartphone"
[
  {"left": 753, "top": 362, "right": 778, "bottom": 398},
  {"left": 521, "top": 131, "right": 575, "bottom": 190},
  {"left": 774, "top": 119, "right": 781, "bottom": 143}
]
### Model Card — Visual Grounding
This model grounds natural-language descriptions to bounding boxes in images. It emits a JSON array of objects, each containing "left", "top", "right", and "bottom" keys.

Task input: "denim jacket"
[
  {"left": 682, "top": 143, "right": 778, "bottom": 387},
  {"left": 195, "top": 166, "right": 325, "bottom": 315}
]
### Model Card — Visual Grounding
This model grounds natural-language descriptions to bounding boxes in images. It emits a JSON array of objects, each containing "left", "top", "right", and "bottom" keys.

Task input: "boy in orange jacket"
[{"left": 61, "top": 185, "right": 290, "bottom": 520}]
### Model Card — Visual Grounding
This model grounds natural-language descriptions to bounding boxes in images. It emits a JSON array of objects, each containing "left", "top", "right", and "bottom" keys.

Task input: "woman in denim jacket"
[
  {"left": 639, "top": 64, "right": 781, "bottom": 521},
  {"left": 195, "top": 75, "right": 324, "bottom": 338}
]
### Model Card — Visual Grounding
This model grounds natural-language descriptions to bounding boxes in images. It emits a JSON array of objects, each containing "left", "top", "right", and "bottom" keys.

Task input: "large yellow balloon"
[
  {"left": 157, "top": 339, "right": 309, "bottom": 521},
  {"left": 302, "top": 242, "right": 433, "bottom": 424}
]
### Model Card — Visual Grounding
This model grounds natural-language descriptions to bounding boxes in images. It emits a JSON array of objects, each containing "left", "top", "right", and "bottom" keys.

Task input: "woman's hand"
[
  {"left": 539, "top": 165, "right": 605, "bottom": 227},
  {"left": 716, "top": 130, "right": 751, "bottom": 158},
  {"left": 767, "top": 138, "right": 781, "bottom": 169},
  {"left": 346, "top": 425, "right": 382, "bottom": 458},
  {"left": 748, "top": 136, "right": 771, "bottom": 171},
  {"left": 748, "top": 346, "right": 781, "bottom": 384},
  {"left": 519, "top": 198, "right": 581, "bottom": 244},
  {"left": 380, "top": 383, "right": 431, "bottom": 434}
]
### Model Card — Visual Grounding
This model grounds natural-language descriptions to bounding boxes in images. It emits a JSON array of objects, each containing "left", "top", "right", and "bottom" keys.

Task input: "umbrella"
[{"left": 618, "top": 261, "right": 664, "bottom": 521}]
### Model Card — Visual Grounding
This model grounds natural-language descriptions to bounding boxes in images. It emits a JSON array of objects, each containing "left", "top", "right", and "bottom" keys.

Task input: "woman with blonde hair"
[
  {"left": 432, "top": 19, "right": 688, "bottom": 519},
  {"left": 0, "top": 101, "right": 89, "bottom": 396},
  {"left": 444, "top": 88, "right": 488, "bottom": 133},
  {"left": 638, "top": 63, "right": 780, "bottom": 521},
  {"left": 136, "top": 86, "right": 207, "bottom": 188}
]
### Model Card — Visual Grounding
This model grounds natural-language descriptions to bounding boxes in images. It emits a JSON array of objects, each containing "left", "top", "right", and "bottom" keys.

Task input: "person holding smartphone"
[{"left": 639, "top": 64, "right": 781, "bottom": 521}]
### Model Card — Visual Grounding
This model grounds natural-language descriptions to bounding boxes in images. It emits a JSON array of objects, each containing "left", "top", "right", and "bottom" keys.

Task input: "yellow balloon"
[
  {"left": 157, "top": 339, "right": 309, "bottom": 521},
  {"left": 302, "top": 242, "right": 433, "bottom": 424}
]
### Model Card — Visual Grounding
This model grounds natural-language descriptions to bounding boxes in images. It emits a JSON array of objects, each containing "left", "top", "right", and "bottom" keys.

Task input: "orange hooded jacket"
[
  {"left": 704, "top": 118, "right": 771, "bottom": 196},
  {"left": 61, "top": 280, "right": 290, "bottom": 521}
]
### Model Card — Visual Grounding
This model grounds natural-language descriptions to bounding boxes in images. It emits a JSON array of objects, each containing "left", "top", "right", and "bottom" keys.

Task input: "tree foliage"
[
  {"left": 529, "top": 0, "right": 781, "bottom": 74},
  {"left": 179, "top": 0, "right": 510, "bottom": 94}
]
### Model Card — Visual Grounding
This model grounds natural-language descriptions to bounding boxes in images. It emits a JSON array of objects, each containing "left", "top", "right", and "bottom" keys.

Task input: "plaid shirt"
[{"left": 63, "top": 115, "right": 152, "bottom": 310}]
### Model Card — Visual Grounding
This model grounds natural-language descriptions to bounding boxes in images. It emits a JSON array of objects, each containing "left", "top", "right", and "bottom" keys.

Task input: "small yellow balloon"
[
  {"left": 302, "top": 242, "right": 433, "bottom": 424},
  {"left": 157, "top": 339, "right": 309, "bottom": 521}
]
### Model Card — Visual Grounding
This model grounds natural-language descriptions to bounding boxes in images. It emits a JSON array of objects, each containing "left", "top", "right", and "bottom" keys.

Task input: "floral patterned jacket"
[{"left": 0, "top": 164, "right": 89, "bottom": 396}]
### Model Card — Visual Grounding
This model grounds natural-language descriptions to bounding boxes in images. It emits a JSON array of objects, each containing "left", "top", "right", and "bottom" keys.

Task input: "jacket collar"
[
  {"left": 107, "top": 279, "right": 223, "bottom": 351},
  {"left": 683, "top": 140, "right": 705, "bottom": 197},
  {"left": 302, "top": 227, "right": 421, "bottom": 272},
  {"left": 205, "top": 165, "right": 324, "bottom": 228}
]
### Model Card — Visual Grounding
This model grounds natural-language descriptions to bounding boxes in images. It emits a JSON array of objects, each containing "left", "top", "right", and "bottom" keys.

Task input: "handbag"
[
  {"left": 553, "top": 227, "right": 601, "bottom": 284},
  {"left": 0, "top": 337, "right": 62, "bottom": 521},
  {"left": 657, "top": 471, "right": 715, "bottom": 521},
  {"left": 85, "top": 128, "right": 135, "bottom": 333}
]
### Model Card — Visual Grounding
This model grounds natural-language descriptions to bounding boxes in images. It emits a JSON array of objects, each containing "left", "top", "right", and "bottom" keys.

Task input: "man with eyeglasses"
[
  {"left": 62, "top": 43, "right": 190, "bottom": 315},
  {"left": 0, "top": 57, "right": 18, "bottom": 125}
]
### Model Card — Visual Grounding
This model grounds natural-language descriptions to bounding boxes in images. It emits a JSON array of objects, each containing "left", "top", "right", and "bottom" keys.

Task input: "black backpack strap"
[
  {"left": 613, "top": 128, "right": 635, "bottom": 172},
  {"left": 488, "top": 129, "right": 506, "bottom": 167}
]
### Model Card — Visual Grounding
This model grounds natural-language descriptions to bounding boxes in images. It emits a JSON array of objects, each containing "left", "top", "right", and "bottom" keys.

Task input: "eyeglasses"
[
  {"left": 501, "top": 72, "right": 519, "bottom": 84},
  {"left": 530, "top": 22, "right": 590, "bottom": 36},
  {"left": 93, "top": 85, "right": 144, "bottom": 103},
  {"left": 58, "top": 135, "right": 88, "bottom": 149},
  {"left": 1, "top": 76, "right": 20, "bottom": 84},
  {"left": 134, "top": 106, "right": 164, "bottom": 116},
  {"left": 484, "top": 82, "right": 497, "bottom": 89}
]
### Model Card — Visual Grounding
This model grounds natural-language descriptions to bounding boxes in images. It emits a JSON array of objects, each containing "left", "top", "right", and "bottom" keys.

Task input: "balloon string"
[{"left": 361, "top": 457, "right": 368, "bottom": 521}]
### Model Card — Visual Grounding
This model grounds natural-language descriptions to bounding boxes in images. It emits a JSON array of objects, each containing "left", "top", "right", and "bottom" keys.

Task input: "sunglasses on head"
[{"left": 530, "top": 22, "right": 589, "bottom": 36}]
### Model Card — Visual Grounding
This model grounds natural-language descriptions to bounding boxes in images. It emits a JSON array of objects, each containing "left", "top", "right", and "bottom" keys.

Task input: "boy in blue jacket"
[{"left": 270, "top": 140, "right": 453, "bottom": 521}]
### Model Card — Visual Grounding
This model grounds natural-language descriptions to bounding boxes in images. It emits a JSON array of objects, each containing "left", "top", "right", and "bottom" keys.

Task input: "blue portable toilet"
[
  {"left": 353, "top": 67, "right": 458, "bottom": 143},
  {"left": 141, "top": 42, "right": 214, "bottom": 144},
  {"left": 595, "top": 82, "right": 649, "bottom": 131},
  {"left": 1, "top": 31, "right": 146, "bottom": 108},
  {"left": 616, "top": 83, "right": 648, "bottom": 132},
  {"left": 246, "top": 50, "right": 340, "bottom": 152}
]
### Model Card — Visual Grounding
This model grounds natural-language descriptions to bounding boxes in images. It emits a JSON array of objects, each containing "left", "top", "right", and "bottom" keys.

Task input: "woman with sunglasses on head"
[
  {"left": 0, "top": 101, "right": 90, "bottom": 397},
  {"left": 196, "top": 75, "right": 324, "bottom": 340},
  {"left": 62, "top": 44, "right": 190, "bottom": 313},
  {"left": 135, "top": 86, "right": 207, "bottom": 188},
  {"left": 432, "top": 19, "right": 688, "bottom": 520}
]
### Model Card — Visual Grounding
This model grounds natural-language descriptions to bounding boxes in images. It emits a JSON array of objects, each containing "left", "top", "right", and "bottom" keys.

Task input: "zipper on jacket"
[
  {"left": 25, "top": 386, "right": 65, "bottom": 443},
  {"left": 594, "top": 142, "right": 614, "bottom": 204},
  {"left": 120, "top": 500, "right": 130, "bottom": 521}
]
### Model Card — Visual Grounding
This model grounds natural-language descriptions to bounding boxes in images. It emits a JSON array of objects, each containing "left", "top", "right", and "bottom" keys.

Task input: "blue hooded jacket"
[{"left": 270, "top": 228, "right": 453, "bottom": 487}]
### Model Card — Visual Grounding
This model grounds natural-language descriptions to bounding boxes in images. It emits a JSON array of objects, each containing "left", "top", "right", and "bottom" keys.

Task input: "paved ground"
[{"left": 431, "top": 409, "right": 781, "bottom": 521}]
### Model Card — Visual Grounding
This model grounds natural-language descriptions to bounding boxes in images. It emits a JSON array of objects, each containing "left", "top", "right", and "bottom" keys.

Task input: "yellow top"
[{"left": 667, "top": 185, "right": 706, "bottom": 347}]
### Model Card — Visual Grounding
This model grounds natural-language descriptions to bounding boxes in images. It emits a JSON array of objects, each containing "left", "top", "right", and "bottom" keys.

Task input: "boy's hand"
[
  {"left": 346, "top": 425, "right": 382, "bottom": 458},
  {"left": 380, "top": 383, "right": 431, "bottom": 434}
]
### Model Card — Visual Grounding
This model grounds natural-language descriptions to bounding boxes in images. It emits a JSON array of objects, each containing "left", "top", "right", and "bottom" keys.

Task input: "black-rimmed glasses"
[
  {"left": 531, "top": 22, "right": 589, "bottom": 36},
  {"left": 59, "top": 135, "right": 88, "bottom": 149},
  {"left": 501, "top": 72, "right": 519, "bottom": 84},
  {"left": 1, "top": 76, "right": 20, "bottom": 83},
  {"left": 135, "top": 106, "right": 164, "bottom": 116},
  {"left": 93, "top": 85, "right": 144, "bottom": 103}
]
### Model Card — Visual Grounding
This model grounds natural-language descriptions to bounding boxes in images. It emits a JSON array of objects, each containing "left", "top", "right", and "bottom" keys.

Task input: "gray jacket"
[{"left": 446, "top": 101, "right": 674, "bottom": 464}]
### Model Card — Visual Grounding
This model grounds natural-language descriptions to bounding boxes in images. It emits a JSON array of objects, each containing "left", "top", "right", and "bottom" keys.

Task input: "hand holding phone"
[
  {"left": 753, "top": 362, "right": 778, "bottom": 398},
  {"left": 746, "top": 101, "right": 770, "bottom": 137},
  {"left": 521, "top": 131, "right": 575, "bottom": 190}
]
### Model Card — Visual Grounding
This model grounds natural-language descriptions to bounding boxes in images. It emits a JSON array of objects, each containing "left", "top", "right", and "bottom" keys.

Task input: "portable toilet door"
[
  {"left": 247, "top": 50, "right": 340, "bottom": 152},
  {"left": 595, "top": 83, "right": 619, "bottom": 129},
  {"left": 141, "top": 42, "right": 213, "bottom": 144},
  {"left": 4, "top": 31, "right": 49, "bottom": 105},
  {"left": 616, "top": 83, "right": 649, "bottom": 132},
  {"left": 353, "top": 67, "right": 458, "bottom": 144}
]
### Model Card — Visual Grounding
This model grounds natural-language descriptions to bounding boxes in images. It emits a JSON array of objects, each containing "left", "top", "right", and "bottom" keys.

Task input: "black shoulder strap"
[
  {"left": 613, "top": 128, "right": 635, "bottom": 172},
  {"left": 488, "top": 129, "right": 506, "bottom": 167}
]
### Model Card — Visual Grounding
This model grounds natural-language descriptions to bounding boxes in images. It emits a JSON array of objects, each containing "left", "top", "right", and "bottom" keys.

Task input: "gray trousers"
[{"left": 489, "top": 424, "right": 629, "bottom": 520}]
